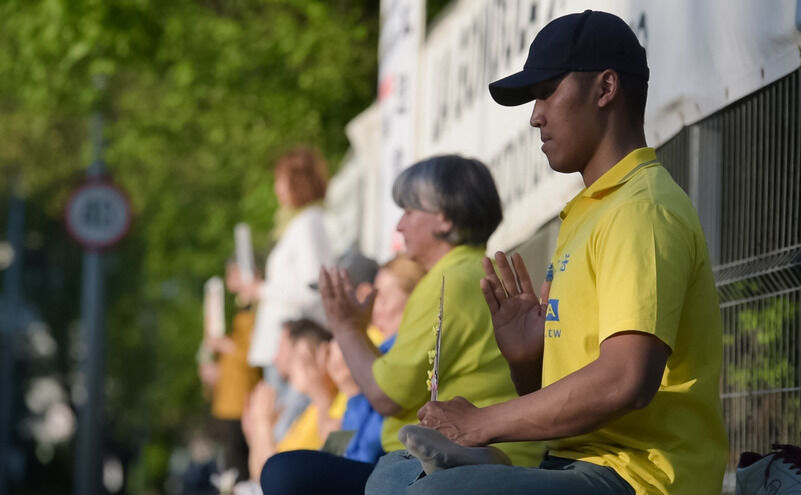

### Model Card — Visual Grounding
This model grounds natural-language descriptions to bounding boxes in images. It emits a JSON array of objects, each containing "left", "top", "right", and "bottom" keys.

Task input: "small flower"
[
  {"left": 428, "top": 349, "right": 436, "bottom": 364},
  {"left": 431, "top": 324, "right": 438, "bottom": 336},
  {"left": 426, "top": 378, "right": 432, "bottom": 391}
]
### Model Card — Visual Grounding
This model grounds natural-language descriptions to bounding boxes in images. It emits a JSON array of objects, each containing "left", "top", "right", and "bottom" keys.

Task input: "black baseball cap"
[{"left": 489, "top": 10, "right": 649, "bottom": 106}]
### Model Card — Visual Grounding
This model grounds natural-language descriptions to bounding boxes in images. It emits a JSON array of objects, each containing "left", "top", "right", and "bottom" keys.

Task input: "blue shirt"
[{"left": 342, "top": 335, "right": 396, "bottom": 464}]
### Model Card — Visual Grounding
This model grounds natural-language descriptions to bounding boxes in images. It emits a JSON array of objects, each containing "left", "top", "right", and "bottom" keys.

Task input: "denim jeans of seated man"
[{"left": 365, "top": 451, "right": 635, "bottom": 495}]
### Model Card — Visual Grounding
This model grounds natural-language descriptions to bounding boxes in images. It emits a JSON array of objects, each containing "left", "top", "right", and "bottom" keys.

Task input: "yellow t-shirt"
[
  {"left": 543, "top": 147, "right": 727, "bottom": 494},
  {"left": 276, "top": 393, "right": 348, "bottom": 453},
  {"left": 373, "top": 245, "right": 543, "bottom": 467}
]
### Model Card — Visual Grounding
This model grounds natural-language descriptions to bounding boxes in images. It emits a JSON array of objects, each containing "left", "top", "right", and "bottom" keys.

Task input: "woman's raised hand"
[{"left": 318, "top": 266, "right": 376, "bottom": 336}]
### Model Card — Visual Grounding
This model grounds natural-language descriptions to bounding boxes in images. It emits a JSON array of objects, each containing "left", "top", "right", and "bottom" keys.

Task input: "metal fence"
[{"left": 658, "top": 68, "right": 801, "bottom": 490}]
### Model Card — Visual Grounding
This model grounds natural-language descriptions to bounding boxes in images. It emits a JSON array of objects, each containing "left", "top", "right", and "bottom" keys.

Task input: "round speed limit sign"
[{"left": 65, "top": 178, "right": 132, "bottom": 249}]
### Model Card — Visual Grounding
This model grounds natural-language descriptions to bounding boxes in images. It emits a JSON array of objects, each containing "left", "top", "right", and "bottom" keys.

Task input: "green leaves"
[
  {"left": 726, "top": 298, "right": 798, "bottom": 390},
  {"left": 1, "top": 0, "right": 379, "bottom": 490}
]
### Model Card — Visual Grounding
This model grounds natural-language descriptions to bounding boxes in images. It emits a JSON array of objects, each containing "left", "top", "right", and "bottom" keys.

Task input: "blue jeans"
[{"left": 365, "top": 451, "right": 635, "bottom": 495}]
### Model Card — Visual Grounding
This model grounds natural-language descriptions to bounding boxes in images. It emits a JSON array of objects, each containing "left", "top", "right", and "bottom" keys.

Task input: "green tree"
[
  {"left": 0, "top": 0, "right": 380, "bottom": 492},
  {"left": 722, "top": 295, "right": 800, "bottom": 469}
]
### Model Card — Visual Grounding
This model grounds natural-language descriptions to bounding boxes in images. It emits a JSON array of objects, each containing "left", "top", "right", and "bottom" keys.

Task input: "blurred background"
[
  {"left": 0, "top": 0, "right": 800, "bottom": 494},
  {"left": 0, "top": 2, "right": 453, "bottom": 493}
]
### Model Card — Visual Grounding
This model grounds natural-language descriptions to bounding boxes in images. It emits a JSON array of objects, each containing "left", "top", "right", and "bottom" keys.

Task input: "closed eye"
[{"left": 532, "top": 74, "right": 566, "bottom": 100}]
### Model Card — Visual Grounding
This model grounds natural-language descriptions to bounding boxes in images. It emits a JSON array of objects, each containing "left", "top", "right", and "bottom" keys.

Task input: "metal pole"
[
  {"left": 73, "top": 109, "right": 106, "bottom": 495},
  {"left": 0, "top": 178, "right": 24, "bottom": 495}
]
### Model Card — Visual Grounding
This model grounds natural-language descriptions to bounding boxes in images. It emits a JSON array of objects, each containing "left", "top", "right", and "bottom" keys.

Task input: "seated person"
[
  {"left": 277, "top": 318, "right": 346, "bottom": 452},
  {"left": 336, "top": 255, "right": 426, "bottom": 464},
  {"left": 366, "top": 11, "right": 727, "bottom": 495},
  {"left": 242, "top": 318, "right": 344, "bottom": 480},
  {"left": 266, "top": 155, "right": 542, "bottom": 494},
  {"left": 258, "top": 256, "right": 426, "bottom": 493}
]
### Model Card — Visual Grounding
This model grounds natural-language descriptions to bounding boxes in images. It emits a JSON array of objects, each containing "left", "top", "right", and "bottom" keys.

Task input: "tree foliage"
[{"left": 0, "top": 0, "right": 379, "bottom": 492}]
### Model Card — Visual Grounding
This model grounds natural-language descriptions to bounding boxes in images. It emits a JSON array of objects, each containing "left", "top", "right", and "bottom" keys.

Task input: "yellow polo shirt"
[
  {"left": 373, "top": 245, "right": 543, "bottom": 467},
  {"left": 543, "top": 148, "right": 727, "bottom": 494}
]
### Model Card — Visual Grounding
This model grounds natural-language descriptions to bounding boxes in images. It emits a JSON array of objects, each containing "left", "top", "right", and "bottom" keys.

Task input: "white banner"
[
  {"left": 344, "top": 103, "right": 383, "bottom": 260},
  {"left": 324, "top": 151, "right": 362, "bottom": 256},
  {"left": 417, "top": 0, "right": 801, "bottom": 250},
  {"left": 377, "top": 0, "right": 426, "bottom": 261}
]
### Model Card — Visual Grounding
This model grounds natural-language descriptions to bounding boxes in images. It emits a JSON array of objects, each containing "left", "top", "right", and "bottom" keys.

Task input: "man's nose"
[{"left": 530, "top": 102, "right": 543, "bottom": 128}]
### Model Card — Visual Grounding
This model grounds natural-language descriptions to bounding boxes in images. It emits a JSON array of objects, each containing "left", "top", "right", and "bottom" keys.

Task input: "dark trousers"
[
  {"left": 260, "top": 449, "right": 375, "bottom": 495},
  {"left": 210, "top": 418, "right": 249, "bottom": 482}
]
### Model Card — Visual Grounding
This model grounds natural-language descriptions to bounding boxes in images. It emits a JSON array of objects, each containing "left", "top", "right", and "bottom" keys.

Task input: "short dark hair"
[
  {"left": 284, "top": 318, "right": 332, "bottom": 346},
  {"left": 573, "top": 70, "right": 648, "bottom": 125},
  {"left": 392, "top": 155, "right": 503, "bottom": 246}
]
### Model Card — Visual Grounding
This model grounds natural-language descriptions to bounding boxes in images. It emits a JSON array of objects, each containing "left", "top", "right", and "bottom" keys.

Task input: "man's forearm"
[
  {"left": 477, "top": 333, "right": 670, "bottom": 444},
  {"left": 508, "top": 360, "right": 542, "bottom": 395},
  {"left": 500, "top": 326, "right": 545, "bottom": 395},
  {"left": 481, "top": 360, "right": 631, "bottom": 443}
]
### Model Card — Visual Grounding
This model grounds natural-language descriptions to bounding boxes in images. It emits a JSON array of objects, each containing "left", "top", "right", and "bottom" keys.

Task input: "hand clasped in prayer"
[{"left": 318, "top": 266, "right": 376, "bottom": 336}]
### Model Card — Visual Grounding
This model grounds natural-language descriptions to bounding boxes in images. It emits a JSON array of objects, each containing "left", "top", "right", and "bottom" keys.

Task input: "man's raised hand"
[{"left": 480, "top": 252, "right": 549, "bottom": 368}]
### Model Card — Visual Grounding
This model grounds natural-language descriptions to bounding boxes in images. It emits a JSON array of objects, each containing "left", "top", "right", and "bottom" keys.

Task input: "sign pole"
[
  {"left": 73, "top": 110, "right": 106, "bottom": 495},
  {"left": 0, "top": 177, "right": 24, "bottom": 495},
  {"left": 66, "top": 78, "right": 129, "bottom": 495}
]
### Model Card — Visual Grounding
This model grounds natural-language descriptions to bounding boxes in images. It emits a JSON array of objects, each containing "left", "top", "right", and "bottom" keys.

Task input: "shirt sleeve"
[
  {"left": 593, "top": 200, "right": 695, "bottom": 349},
  {"left": 372, "top": 284, "right": 437, "bottom": 409}
]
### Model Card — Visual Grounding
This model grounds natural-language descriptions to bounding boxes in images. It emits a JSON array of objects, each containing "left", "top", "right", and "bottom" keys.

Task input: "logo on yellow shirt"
[
  {"left": 545, "top": 299, "right": 559, "bottom": 321},
  {"left": 558, "top": 253, "right": 570, "bottom": 272}
]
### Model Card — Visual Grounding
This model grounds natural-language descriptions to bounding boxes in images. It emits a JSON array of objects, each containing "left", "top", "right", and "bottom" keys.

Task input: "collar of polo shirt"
[{"left": 560, "top": 147, "right": 660, "bottom": 219}]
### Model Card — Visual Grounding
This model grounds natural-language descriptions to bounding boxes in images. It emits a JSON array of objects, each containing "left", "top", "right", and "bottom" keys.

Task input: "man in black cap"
[{"left": 366, "top": 10, "right": 726, "bottom": 495}]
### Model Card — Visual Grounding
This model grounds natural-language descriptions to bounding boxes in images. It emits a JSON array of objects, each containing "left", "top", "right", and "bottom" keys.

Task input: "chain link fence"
[{"left": 658, "top": 68, "right": 801, "bottom": 492}]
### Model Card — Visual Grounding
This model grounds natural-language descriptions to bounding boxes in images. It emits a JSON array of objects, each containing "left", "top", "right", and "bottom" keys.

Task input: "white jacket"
[{"left": 248, "top": 205, "right": 333, "bottom": 367}]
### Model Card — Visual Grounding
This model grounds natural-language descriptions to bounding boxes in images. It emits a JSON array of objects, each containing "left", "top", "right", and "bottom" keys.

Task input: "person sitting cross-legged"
[
  {"left": 257, "top": 256, "right": 427, "bottom": 494},
  {"left": 267, "top": 155, "right": 544, "bottom": 495},
  {"left": 365, "top": 10, "right": 727, "bottom": 495}
]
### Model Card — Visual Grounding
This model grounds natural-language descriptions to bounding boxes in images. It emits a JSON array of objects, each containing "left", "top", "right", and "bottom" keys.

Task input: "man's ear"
[{"left": 597, "top": 69, "right": 621, "bottom": 109}]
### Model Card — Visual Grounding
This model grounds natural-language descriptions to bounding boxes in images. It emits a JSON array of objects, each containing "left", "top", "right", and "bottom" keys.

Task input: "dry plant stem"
[{"left": 430, "top": 276, "right": 445, "bottom": 401}]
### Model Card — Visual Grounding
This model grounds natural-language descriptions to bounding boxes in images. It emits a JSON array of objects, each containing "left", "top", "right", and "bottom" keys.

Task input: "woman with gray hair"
[
  {"left": 391, "top": 154, "right": 503, "bottom": 253},
  {"left": 260, "top": 155, "right": 541, "bottom": 494}
]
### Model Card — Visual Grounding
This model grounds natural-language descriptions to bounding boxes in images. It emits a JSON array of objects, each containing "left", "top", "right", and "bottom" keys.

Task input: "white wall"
[{"left": 331, "top": 0, "right": 801, "bottom": 256}]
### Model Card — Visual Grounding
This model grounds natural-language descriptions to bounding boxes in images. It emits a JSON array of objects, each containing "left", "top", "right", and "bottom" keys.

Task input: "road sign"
[{"left": 65, "top": 178, "right": 131, "bottom": 249}]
